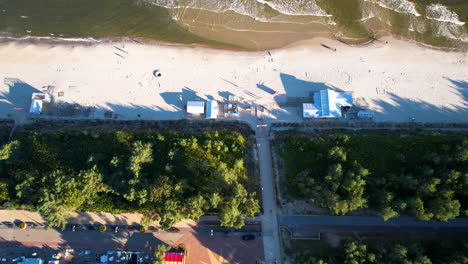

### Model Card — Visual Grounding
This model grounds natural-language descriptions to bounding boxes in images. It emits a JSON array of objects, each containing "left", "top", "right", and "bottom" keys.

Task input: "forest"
[
  {"left": 297, "top": 239, "right": 467, "bottom": 264},
  {"left": 280, "top": 130, "right": 468, "bottom": 221},
  {"left": 0, "top": 129, "right": 259, "bottom": 229}
]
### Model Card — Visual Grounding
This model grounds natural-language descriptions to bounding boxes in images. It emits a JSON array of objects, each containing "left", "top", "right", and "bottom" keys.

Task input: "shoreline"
[{"left": 0, "top": 30, "right": 466, "bottom": 53}]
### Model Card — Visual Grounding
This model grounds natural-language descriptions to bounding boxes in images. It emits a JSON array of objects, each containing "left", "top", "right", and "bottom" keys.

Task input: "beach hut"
[
  {"left": 186, "top": 101, "right": 205, "bottom": 114},
  {"left": 206, "top": 100, "right": 218, "bottom": 119},
  {"left": 30, "top": 93, "right": 51, "bottom": 114}
]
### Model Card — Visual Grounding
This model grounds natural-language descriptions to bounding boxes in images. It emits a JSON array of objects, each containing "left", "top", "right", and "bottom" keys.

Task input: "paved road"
[
  {"left": 279, "top": 215, "right": 468, "bottom": 238},
  {"left": 256, "top": 125, "right": 281, "bottom": 264}
]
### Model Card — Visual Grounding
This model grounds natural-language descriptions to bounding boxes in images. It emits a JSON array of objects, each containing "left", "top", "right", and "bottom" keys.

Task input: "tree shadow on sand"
[
  {"left": 370, "top": 78, "right": 467, "bottom": 122},
  {"left": 159, "top": 87, "right": 204, "bottom": 111},
  {"left": 0, "top": 78, "right": 42, "bottom": 117},
  {"left": 275, "top": 73, "right": 344, "bottom": 105}
]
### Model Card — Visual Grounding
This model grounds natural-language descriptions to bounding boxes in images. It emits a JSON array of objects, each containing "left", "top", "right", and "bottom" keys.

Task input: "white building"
[
  {"left": 30, "top": 93, "right": 51, "bottom": 114},
  {"left": 206, "top": 100, "right": 218, "bottom": 119},
  {"left": 186, "top": 101, "right": 205, "bottom": 114},
  {"left": 303, "top": 89, "right": 352, "bottom": 118}
]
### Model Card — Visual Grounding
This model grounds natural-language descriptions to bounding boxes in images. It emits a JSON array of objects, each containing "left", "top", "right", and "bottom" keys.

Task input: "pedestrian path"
[{"left": 0, "top": 210, "right": 145, "bottom": 226}]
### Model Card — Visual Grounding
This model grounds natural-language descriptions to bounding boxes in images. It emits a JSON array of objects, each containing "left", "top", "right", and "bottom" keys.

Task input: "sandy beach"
[{"left": 0, "top": 37, "right": 466, "bottom": 127}]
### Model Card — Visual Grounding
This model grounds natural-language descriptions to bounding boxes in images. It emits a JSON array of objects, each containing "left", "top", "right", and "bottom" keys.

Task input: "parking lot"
[{"left": 0, "top": 243, "right": 152, "bottom": 264}]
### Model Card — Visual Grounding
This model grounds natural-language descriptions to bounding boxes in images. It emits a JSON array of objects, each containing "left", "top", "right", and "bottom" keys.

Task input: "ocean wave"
[
  {"left": 360, "top": 11, "right": 375, "bottom": 21},
  {"left": 426, "top": 4, "right": 465, "bottom": 26},
  {"left": 255, "top": 0, "right": 331, "bottom": 17},
  {"left": 434, "top": 23, "right": 468, "bottom": 43},
  {"left": 364, "top": 0, "right": 421, "bottom": 17},
  {"left": 147, "top": 0, "right": 331, "bottom": 23},
  {"left": 407, "top": 18, "right": 425, "bottom": 34}
]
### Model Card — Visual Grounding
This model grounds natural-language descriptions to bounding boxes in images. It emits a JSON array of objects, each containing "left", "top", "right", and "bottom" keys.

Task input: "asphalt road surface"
[{"left": 279, "top": 215, "right": 468, "bottom": 238}]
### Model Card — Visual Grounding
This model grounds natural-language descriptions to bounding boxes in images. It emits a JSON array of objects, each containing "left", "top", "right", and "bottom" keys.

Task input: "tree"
[
  {"left": 153, "top": 244, "right": 171, "bottom": 264},
  {"left": 410, "top": 198, "right": 434, "bottom": 221},
  {"left": 344, "top": 241, "right": 368, "bottom": 264},
  {"left": 128, "top": 141, "right": 153, "bottom": 177},
  {"left": 219, "top": 198, "right": 244, "bottom": 229},
  {"left": 141, "top": 212, "right": 158, "bottom": 228},
  {"left": 39, "top": 167, "right": 106, "bottom": 229},
  {"left": 0, "top": 130, "right": 257, "bottom": 230},
  {"left": 0, "top": 140, "right": 20, "bottom": 162},
  {"left": 427, "top": 197, "right": 461, "bottom": 222},
  {"left": 382, "top": 206, "right": 399, "bottom": 221},
  {"left": 239, "top": 193, "right": 261, "bottom": 219},
  {"left": 328, "top": 146, "right": 347, "bottom": 162},
  {"left": 0, "top": 182, "right": 8, "bottom": 201},
  {"left": 209, "top": 193, "right": 222, "bottom": 209},
  {"left": 185, "top": 195, "right": 206, "bottom": 220},
  {"left": 159, "top": 200, "right": 183, "bottom": 229},
  {"left": 324, "top": 162, "right": 368, "bottom": 215},
  {"left": 14, "top": 171, "right": 38, "bottom": 202}
]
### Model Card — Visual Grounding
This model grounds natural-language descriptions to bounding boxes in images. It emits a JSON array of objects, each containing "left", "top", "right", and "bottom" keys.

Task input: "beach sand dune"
[{"left": 0, "top": 37, "right": 466, "bottom": 126}]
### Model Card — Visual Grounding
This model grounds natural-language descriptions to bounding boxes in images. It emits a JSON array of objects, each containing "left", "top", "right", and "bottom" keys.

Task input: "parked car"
[
  {"left": 147, "top": 226, "right": 158, "bottom": 232},
  {"left": 25, "top": 222, "right": 37, "bottom": 229},
  {"left": 166, "top": 227, "right": 180, "bottom": 233},
  {"left": 3, "top": 222, "right": 14, "bottom": 228},
  {"left": 84, "top": 224, "right": 97, "bottom": 230},
  {"left": 241, "top": 234, "right": 256, "bottom": 240}
]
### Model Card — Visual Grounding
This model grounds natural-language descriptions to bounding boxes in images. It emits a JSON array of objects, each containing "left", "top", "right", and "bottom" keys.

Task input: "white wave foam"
[
  {"left": 0, "top": 35, "right": 100, "bottom": 43},
  {"left": 434, "top": 22, "right": 468, "bottom": 42},
  {"left": 426, "top": 4, "right": 465, "bottom": 26},
  {"left": 147, "top": 0, "right": 331, "bottom": 23},
  {"left": 407, "top": 18, "right": 425, "bottom": 33},
  {"left": 365, "top": 0, "right": 421, "bottom": 17},
  {"left": 255, "top": 0, "right": 331, "bottom": 17},
  {"left": 360, "top": 11, "right": 375, "bottom": 21}
]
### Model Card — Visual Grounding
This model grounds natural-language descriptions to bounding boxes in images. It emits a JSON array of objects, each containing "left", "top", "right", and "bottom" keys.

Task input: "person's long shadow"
[{"left": 256, "top": 84, "right": 275, "bottom": 94}]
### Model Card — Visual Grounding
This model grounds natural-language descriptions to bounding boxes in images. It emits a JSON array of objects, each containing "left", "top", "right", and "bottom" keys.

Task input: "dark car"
[
  {"left": 166, "top": 227, "right": 180, "bottom": 233},
  {"left": 3, "top": 222, "right": 14, "bottom": 228},
  {"left": 241, "top": 234, "right": 256, "bottom": 240},
  {"left": 147, "top": 226, "right": 158, "bottom": 232}
]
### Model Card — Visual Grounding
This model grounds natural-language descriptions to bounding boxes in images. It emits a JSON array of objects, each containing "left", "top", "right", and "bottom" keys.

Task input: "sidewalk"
[
  {"left": 0, "top": 210, "right": 145, "bottom": 226},
  {"left": 0, "top": 209, "right": 199, "bottom": 247},
  {"left": 0, "top": 210, "right": 260, "bottom": 229}
]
